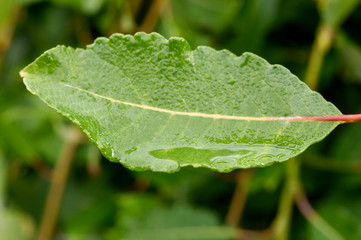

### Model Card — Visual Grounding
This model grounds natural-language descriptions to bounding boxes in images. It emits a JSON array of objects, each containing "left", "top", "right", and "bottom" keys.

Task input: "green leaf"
[
  {"left": 121, "top": 206, "right": 234, "bottom": 240},
  {"left": 109, "top": 193, "right": 233, "bottom": 240},
  {"left": 20, "top": 32, "right": 341, "bottom": 173}
]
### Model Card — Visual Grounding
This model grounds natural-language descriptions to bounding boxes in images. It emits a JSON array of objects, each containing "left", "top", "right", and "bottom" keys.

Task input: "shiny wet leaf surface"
[{"left": 21, "top": 32, "right": 341, "bottom": 172}]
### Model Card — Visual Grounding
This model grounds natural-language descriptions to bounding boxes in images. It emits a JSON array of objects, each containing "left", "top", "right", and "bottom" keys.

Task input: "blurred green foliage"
[{"left": 1, "top": 0, "right": 361, "bottom": 239}]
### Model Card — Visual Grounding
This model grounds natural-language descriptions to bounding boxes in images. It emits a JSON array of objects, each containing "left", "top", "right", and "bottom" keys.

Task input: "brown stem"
[
  {"left": 136, "top": 0, "right": 169, "bottom": 33},
  {"left": 226, "top": 169, "right": 254, "bottom": 227},
  {"left": 108, "top": 0, "right": 141, "bottom": 35},
  {"left": 295, "top": 187, "right": 344, "bottom": 240},
  {"left": 74, "top": 15, "right": 94, "bottom": 46},
  {"left": 294, "top": 188, "right": 316, "bottom": 220},
  {"left": 36, "top": 127, "right": 83, "bottom": 240}
]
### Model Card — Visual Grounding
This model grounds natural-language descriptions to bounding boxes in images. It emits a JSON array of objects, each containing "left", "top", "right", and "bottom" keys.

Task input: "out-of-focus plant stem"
[
  {"left": 272, "top": 158, "right": 299, "bottom": 240},
  {"left": 74, "top": 15, "right": 94, "bottom": 46},
  {"left": 36, "top": 127, "right": 83, "bottom": 240},
  {"left": 295, "top": 187, "right": 344, "bottom": 240},
  {"left": 137, "top": 0, "right": 169, "bottom": 33},
  {"left": 304, "top": 24, "right": 334, "bottom": 90},
  {"left": 226, "top": 169, "right": 254, "bottom": 227}
]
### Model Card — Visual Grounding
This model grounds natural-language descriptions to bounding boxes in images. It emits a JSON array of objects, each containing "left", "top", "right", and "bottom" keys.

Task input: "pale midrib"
[{"left": 62, "top": 83, "right": 344, "bottom": 122}]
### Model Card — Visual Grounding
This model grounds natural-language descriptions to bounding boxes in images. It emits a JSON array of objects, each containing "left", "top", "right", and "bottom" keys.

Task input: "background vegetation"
[{"left": 1, "top": 0, "right": 361, "bottom": 239}]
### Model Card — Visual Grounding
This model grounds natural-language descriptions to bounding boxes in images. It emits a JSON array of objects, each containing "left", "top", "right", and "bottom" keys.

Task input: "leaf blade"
[{"left": 21, "top": 32, "right": 341, "bottom": 172}]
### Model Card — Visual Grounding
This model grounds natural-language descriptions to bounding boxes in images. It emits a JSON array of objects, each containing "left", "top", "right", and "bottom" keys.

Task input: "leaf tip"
[{"left": 19, "top": 69, "right": 26, "bottom": 78}]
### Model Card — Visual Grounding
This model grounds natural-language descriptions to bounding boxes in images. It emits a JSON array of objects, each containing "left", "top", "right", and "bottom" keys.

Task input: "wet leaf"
[{"left": 20, "top": 32, "right": 341, "bottom": 172}]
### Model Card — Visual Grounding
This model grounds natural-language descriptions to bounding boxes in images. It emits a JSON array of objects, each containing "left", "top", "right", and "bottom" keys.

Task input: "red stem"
[{"left": 282, "top": 114, "right": 361, "bottom": 123}]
